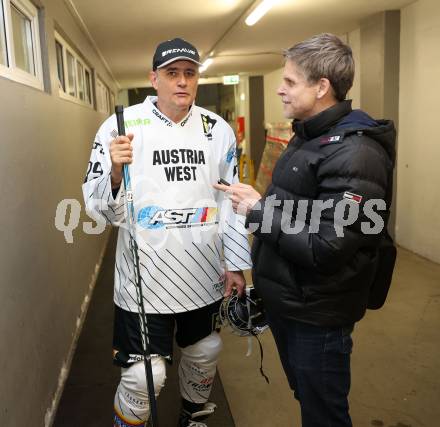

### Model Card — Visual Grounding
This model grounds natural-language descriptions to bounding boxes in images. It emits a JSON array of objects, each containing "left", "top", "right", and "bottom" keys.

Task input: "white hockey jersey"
[{"left": 82, "top": 96, "right": 252, "bottom": 314}]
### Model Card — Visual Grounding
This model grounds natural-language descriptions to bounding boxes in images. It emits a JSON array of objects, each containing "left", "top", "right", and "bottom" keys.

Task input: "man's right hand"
[{"left": 110, "top": 133, "right": 134, "bottom": 188}]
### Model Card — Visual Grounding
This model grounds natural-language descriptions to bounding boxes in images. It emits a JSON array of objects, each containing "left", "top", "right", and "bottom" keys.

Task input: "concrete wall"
[
  {"left": 359, "top": 11, "right": 401, "bottom": 236},
  {"left": 263, "top": 67, "right": 285, "bottom": 125},
  {"left": 234, "top": 76, "right": 251, "bottom": 157},
  {"left": 0, "top": 1, "right": 117, "bottom": 425},
  {"left": 347, "top": 28, "right": 361, "bottom": 109},
  {"left": 249, "top": 76, "right": 266, "bottom": 171},
  {"left": 117, "top": 89, "right": 130, "bottom": 107},
  {"left": 360, "top": 11, "right": 400, "bottom": 125},
  {"left": 218, "top": 83, "right": 236, "bottom": 130},
  {"left": 397, "top": 0, "right": 440, "bottom": 263}
]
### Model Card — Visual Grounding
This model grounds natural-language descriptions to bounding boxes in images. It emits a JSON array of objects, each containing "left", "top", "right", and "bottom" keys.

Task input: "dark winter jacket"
[{"left": 246, "top": 100, "right": 396, "bottom": 327}]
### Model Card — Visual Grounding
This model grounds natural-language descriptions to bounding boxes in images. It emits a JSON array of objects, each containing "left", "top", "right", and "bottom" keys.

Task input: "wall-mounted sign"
[{"left": 223, "top": 75, "right": 240, "bottom": 85}]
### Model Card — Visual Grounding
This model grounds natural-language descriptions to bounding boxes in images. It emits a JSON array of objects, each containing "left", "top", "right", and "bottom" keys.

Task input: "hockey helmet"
[{"left": 219, "top": 286, "right": 268, "bottom": 336}]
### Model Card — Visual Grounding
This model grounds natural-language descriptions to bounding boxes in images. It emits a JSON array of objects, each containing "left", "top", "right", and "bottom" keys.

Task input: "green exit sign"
[{"left": 223, "top": 75, "right": 240, "bottom": 85}]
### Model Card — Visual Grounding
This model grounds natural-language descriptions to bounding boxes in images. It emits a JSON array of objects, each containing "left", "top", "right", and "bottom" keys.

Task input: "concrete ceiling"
[{"left": 69, "top": 0, "right": 415, "bottom": 89}]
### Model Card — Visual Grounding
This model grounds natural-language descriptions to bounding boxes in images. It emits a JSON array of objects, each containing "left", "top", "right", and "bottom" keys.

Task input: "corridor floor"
[{"left": 54, "top": 230, "right": 439, "bottom": 427}]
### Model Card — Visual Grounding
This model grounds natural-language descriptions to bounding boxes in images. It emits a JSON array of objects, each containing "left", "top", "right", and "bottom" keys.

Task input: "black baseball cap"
[{"left": 152, "top": 38, "right": 202, "bottom": 70}]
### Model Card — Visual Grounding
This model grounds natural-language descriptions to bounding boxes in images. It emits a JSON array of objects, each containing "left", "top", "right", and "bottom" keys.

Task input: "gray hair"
[{"left": 284, "top": 33, "right": 354, "bottom": 101}]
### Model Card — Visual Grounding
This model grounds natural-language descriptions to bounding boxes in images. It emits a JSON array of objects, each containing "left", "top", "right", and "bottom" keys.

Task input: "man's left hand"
[
  {"left": 224, "top": 271, "right": 246, "bottom": 297},
  {"left": 213, "top": 183, "right": 261, "bottom": 216}
]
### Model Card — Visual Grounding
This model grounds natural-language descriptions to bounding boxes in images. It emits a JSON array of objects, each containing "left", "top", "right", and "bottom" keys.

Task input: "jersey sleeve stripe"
[{"left": 223, "top": 242, "right": 251, "bottom": 266}]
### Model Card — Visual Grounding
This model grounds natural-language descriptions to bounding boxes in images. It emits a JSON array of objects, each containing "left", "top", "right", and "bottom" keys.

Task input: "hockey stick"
[{"left": 115, "top": 105, "right": 159, "bottom": 427}]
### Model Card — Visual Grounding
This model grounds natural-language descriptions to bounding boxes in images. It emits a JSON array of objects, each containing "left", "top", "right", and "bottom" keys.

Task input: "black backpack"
[
  {"left": 367, "top": 231, "right": 397, "bottom": 309},
  {"left": 367, "top": 166, "right": 397, "bottom": 310}
]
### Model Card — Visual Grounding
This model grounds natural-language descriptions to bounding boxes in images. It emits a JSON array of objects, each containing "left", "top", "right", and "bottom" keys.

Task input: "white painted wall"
[
  {"left": 347, "top": 28, "right": 361, "bottom": 109},
  {"left": 234, "top": 76, "right": 251, "bottom": 156},
  {"left": 263, "top": 67, "right": 285, "bottom": 125},
  {"left": 117, "top": 89, "right": 130, "bottom": 107},
  {"left": 396, "top": 0, "right": 440, "bottom": 263}
]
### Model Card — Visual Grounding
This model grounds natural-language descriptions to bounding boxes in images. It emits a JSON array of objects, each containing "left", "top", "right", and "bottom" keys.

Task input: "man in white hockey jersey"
[{"left": 82, "top": 38, "right": 252, "bottom": 427}]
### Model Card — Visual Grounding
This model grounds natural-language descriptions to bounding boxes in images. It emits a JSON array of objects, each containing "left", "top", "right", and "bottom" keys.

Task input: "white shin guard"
[
  {"left": 114, "top": 356, "right": 166, "bottom": 426},
  {"left": 178, "top": 332, "right": 223, "bottom": 404}
]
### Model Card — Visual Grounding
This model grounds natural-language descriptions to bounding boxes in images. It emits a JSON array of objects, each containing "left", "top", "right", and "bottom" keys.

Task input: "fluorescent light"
[
  {"left": 245, "top": 0, "right": 279, "bottom": 26},
  {"left": 199, "top": 58, "right": 213, "bottom": 73}
]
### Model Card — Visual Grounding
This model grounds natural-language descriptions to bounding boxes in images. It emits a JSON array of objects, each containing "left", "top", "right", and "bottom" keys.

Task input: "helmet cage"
[{"left": 219, "top": 287, "right": 268, "bottom": 336}]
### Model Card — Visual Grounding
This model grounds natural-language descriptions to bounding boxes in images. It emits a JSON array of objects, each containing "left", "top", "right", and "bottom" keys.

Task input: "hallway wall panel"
[
  {"left": 0, "top": 1, "right": 117, "bottom": 425},
  {"left": 397, "top": 0, "right": 440, "bottom": 263}
]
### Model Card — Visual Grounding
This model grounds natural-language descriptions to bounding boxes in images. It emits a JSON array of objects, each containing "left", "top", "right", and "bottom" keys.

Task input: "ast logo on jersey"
[{"left": 138, "top": 206, "right": 218, "bottom": 229}]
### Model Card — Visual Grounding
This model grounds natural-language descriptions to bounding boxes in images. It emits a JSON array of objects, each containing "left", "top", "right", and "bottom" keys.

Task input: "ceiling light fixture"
[
  {"left": 199, "top": 58, "right": 214, "bottom": 73},
  {"left": 245, "top": 0, "right": 279, "bottom": 26}
]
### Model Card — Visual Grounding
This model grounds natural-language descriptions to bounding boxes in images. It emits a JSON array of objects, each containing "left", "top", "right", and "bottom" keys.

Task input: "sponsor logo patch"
[
  {"left": 212, "top": 311, "right": 222, "bottom": 331},
  {"left": 152, "top": 107, "right": 172, "bottom": 127},
  {"left": 137, "top": 206, "right": 218, "bottom": 229},
  {"left": 320, "top": 135, "right": 342, "bottom": 145},
  {"left": 162, "top": 48, "right": 196, "bottom": 57},
  {"left": 201, "top": 114, "right": 217, "bottom": 140},
  {"left": 180, "top": 110, "right": 192, "bottom": 127},
  {"left": 226, "top": 146, "right": 236, "bottom": 164},
  {"left": 343, "top": 191, "right": 363, "bottom": 204},
  {"left": 124, "top": 118, "right": 151, "bottom": 128}
]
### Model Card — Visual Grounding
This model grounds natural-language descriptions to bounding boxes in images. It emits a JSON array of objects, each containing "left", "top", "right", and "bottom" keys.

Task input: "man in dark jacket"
[{"left": 214, "top": 33, "right": 396, "bottom": 426}]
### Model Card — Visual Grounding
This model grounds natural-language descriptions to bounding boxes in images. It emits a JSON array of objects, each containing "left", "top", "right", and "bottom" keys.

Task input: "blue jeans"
[{"left": 267, "top": 314, "right": 354, "bottom": 427}]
